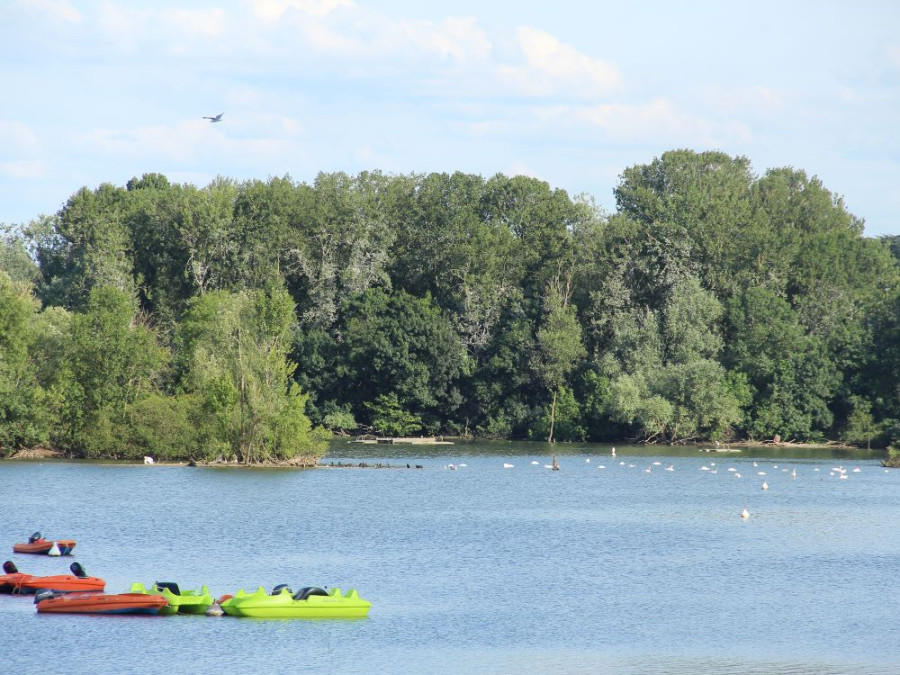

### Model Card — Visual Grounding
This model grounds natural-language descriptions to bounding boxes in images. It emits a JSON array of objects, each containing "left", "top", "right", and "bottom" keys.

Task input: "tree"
[
  {"left": 178, "top": 287, "right": 328, "bottom": 463},
  {"left": 58, "top": 286, "right": 166, "bottom": 451},
  {"left": 533, "top": 275, "right": 585, "bottom": 442},
  {"left": 336, "top": 288, "right": 468, "bottom": 432},
  {"left": 366, "top": 393, "right": 422, "bottom": 437},
  {"left": 31, "top": 184, "right": 134, "bottom": 309},
  {"left": 0, "top": 272, "right": 50, "bottom": 451}
]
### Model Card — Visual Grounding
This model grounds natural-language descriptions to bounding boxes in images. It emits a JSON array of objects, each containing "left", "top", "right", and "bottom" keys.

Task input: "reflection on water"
[{"left": 1, "top": 440, "right": 898, "bottom": 674}]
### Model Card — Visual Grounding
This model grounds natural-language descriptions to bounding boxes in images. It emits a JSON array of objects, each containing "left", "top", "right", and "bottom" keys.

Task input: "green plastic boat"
[
  {"left": 129, "top": 582, "right": 214, "bottom": 615},
  {"left": 219, "top": 585, "right": 371, "bottom": 619}
]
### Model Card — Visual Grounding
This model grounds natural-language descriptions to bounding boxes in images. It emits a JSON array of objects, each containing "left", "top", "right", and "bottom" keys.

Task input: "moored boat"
[
  {"left": 13, "top": 532, "right": 76, "bottom": 555},
  {"left": 0, "top": 561, "right": 34, "bottom": 594},
  {"left": 129, "top": 581, "right": 214, "bottom": 615},
  {"left": 16, "top": 562, "right": 105, "bottom": 594},
  {"left": 219, "top": 585, "right": 371, "bottom": 619},
  {"left": 35, "top": 591, "right": 169, "bottom": 615}
]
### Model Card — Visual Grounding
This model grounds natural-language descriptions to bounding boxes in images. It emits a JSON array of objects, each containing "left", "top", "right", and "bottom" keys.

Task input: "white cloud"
[
  {"left": 160, "top": 8, "right": 227, "bottom": 38},
  {"left": 17, "top": 0, "right": 81, "bottom": 23},
  {"left": 251, "top": 0, "right": 355, "bottom": 22},
  {"left": 886, "top": 44, "right": 900, "bottom": 69},
  {"left": 700, "top": 86, "right": 786, "bottom": 116},
  {"left": 0, "top": 160, "right": 47, "bottom": 179},
  {"left": 77, "top": 118, "right": 303, "bottom": 168},
  {"left": 0, "top": 120, "right": 41, "bottom": 154},
  {"left": 580, "top": 98, "right": 751, "bottom": 147},
  {"left": 504, "top": 161, "right": 543, "bottom": 182},
  {"left": 399, "top": 17, "right": 491, "bottom": 62},
  {"left": 496, "top": 26, "right": 619, "bottom": 98}
]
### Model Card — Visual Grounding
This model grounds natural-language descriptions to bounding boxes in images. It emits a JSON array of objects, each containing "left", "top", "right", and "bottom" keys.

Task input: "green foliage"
[
  {"left": 5, "top": 157, "right": 898, "bottom": 454},
  {"left": 842, "top": 396, "right": 877, "bottom": 449},
  {"left": 322, "top": 404, "right": 357, "bottom": 434},
  {"left": 366, "top": 393, "right": 423, "bottom": 437},
  {"left": 59, "top": 285, "right": 166, "bottom": 448},
  {"left": 531, "top": 387, "right": 585, "bottom": 442},
  {"left": 0, "top": 227, "right": 39, "bottom": 284},
  {"left": 0, "top": 272, "right": 51, "bottom": 451},
  {"left": 177, "top": 287, "right": 328, "bottom": 463},
  {"left": 337, "top": 288, "right": 467, "bottom": 429}
]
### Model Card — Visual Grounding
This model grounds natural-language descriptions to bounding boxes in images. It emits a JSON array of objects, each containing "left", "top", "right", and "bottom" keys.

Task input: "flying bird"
[{"left": 203, "top": 113, "right": 224, "bottom": 123}]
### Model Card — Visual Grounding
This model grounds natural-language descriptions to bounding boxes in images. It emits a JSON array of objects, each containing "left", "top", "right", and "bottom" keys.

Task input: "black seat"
[
  {"left": 271, "top": 584, "right": 292, "bottom": 596},
  {"left": 293, "top": 587, "right": 328, "bottom": 601},
  {"left": 155, "top": 581, "right": 181, "bottom": 596},
  {"left": 28, "top": 532, "right": 42, "bottom": 543},
  {"left": 3, "top": 561, "right": 18, "bottom": 574},
  {"left": 70, "top": 562, "right": 86, "bottom": 578}
]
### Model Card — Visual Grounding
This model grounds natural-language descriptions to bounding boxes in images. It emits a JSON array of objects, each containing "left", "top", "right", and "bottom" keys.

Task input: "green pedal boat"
[
  {"left": 219, "top": 585, "right": 371, "bottom": 618},
  {"left": 129, "top": 582, "right": 214, "bottom": 615}
]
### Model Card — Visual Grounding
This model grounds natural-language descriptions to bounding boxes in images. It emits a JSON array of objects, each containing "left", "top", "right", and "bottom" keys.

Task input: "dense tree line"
[{"left": 1, "top": 150, "right": 899, "bottom": 460}]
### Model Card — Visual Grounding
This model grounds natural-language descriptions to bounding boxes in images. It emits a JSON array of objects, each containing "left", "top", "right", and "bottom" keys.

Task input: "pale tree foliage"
[
  {"left": 533, "top": 271, "right": 585, "bottom": 442},
  {"left": 599, "top": 273, "right": 741, "bottom": 442},
  {"left": 179, "top": 288, "right": 329, "bottom": 463},
  {"left": 283, "top": 172, "right": 396, "bottom": 329}
]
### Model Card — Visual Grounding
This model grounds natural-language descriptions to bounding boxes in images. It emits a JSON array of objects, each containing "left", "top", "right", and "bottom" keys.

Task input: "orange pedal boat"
[
  {"left": 16, "top": 562, "right": 105, "bottom": 594},
  {"left": 36, "top": 592, "right": 169, "bottom": 615},
  {"left": 13, "top": 532, "right": 76, "bottom": 556},
  {"left": 0, "top": 561, "right": 34, "bottom": 594}
]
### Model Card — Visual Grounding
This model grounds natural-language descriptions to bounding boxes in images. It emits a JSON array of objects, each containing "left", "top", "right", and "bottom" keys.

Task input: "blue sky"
[{"left": 2, "top": 0, "right": 898, "bottom": 236}]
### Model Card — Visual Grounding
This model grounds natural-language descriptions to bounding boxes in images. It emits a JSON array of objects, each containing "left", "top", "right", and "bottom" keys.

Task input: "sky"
[{"left": 1, "top": 0, "right": 898, "bottom": 236}]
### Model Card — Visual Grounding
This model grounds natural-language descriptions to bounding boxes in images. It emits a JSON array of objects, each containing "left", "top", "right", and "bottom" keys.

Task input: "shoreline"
[{"left": 1, "top": 439, "right": 880, "bottom": 469}]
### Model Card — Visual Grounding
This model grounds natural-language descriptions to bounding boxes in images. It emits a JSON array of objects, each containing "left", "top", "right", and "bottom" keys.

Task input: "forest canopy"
[{"left": 2, "top": 150, "right": 899, "bottom": 460}]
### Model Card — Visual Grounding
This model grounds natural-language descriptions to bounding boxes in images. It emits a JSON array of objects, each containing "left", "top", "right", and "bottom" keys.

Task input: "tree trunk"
[{"left": 548, "top": 388, "right": 557, "bottom": 443}]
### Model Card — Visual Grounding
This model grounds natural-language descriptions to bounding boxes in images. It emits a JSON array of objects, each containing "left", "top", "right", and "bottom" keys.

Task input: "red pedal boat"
[
  {"left": 0, "top": 561, "right": 34, "bottom": 594},
  {"left": 16, "top": 562, "right": 105, "bottom": 594},
  {"left": 36, "top": 592, "right": 169, "bottom": 615},
  {"left": 13, "top": 532, "right": 76, "bottom": 556}
]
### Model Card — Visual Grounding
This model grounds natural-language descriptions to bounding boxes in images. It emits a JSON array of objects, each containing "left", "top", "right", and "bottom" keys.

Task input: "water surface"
[{"left": 2, "top": 442, "right": 898, "bottom": 674}]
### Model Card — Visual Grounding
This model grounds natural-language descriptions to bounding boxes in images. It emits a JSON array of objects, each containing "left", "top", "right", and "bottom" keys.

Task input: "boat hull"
[
  {"left": 36, "top": 592, "right": 169, "bottom": 615},
  {"left": 19, "top": 574, "right": 105, "bottom": 594},
  {"left": 13, "top": 539, "right": 76, "bottom": 555},
  {"left": 129, "top": 582, "right": 214, "bottom": 615},
  {"left": 0, "top": 572, "right": 34, "bottom": 594},
  {"left": 220, "top": 587, "right": 371, "bottom": 619}
]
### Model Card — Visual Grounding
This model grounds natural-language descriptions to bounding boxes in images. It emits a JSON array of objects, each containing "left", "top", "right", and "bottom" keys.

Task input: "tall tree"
[{"left": 533, "top": 274, "right": 585, "bottom": 442}]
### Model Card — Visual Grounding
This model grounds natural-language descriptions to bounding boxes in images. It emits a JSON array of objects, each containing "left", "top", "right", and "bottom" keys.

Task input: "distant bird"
[
  {"left": 761, "top": 481, "right": 769, "bottom": 490},
  {"left": 143, "top": 456, "right": 154, "bottom": 464},
  {"left": 503, "top": 463, "right": 514, "bottom": 469},
  {"left": 203, "top": 113, "right": 224, "bottom": 123},
  {"left": 741, "top": 508, "right": 750, "bottom": 519}
]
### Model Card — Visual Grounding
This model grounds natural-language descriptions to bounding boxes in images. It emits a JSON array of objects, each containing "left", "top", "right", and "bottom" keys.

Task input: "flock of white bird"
[{"left": 442, "top": 449, "right": 887, "bottom": 519}]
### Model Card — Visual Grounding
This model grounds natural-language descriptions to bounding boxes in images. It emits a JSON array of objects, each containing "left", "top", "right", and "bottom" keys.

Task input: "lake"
[{"left": 2, "top": 441, "right": 899, "bottom": 674}]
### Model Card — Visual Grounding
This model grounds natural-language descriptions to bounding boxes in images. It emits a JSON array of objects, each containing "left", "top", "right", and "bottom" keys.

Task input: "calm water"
[{"left": 2, "top": 441, "right": 899, "bottom": 674}]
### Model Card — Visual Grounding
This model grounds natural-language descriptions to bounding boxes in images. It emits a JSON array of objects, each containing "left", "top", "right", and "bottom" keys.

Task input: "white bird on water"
[
  {"left": 741, "top": 508, "right": 750, "bottom": 519},
  {"left": 143, "top": 456, "right": 154, "bottom": 464},
  {"left": 761, "top": 481, "right": 769, "bottom": 490},
  {"left": 503, "top": 463, "right": 514, "bottom": 469}
]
